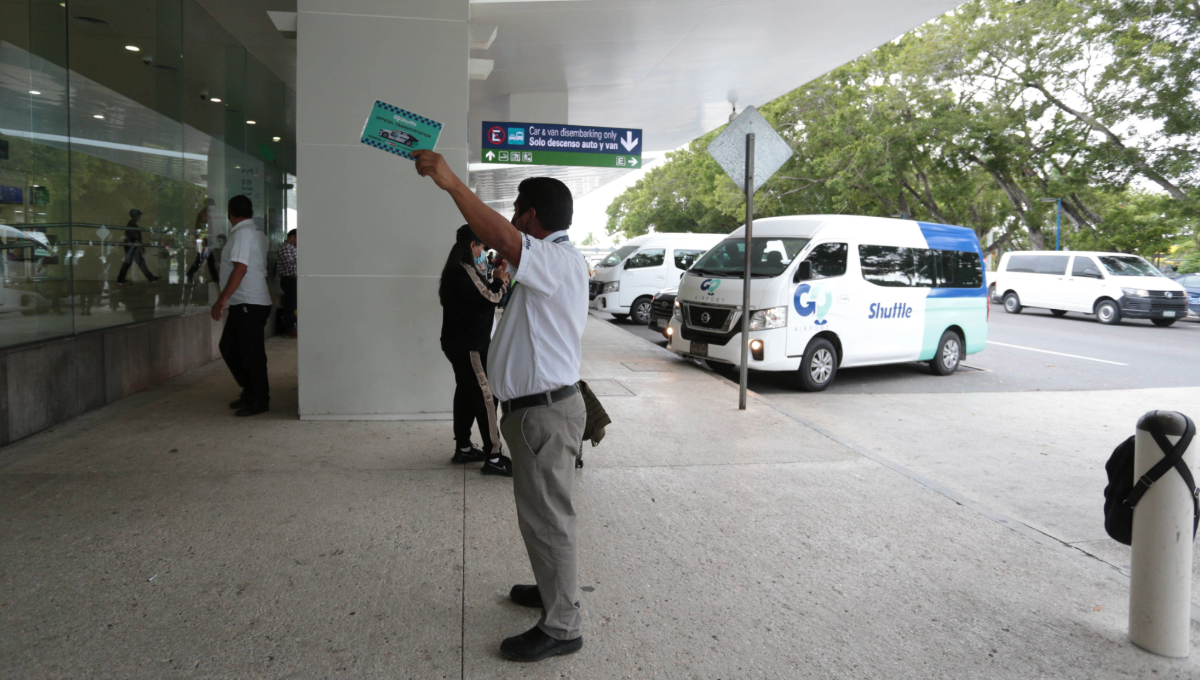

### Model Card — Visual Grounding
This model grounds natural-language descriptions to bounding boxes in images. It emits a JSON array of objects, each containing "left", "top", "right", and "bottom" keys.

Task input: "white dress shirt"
[
  {"left": 488, "top": 230, "right": 589, "bottom": 402},
  {"left": 220, "top": 219, "right": 272, "bottom": 306}
]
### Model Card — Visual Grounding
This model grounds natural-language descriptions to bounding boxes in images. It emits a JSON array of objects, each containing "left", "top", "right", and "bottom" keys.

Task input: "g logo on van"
[
  {"left": 700, "top": 279, "right": 721, "bottom": 295},
  {"left": 794, "top": 283, "right": 833, "bottom": 325}
]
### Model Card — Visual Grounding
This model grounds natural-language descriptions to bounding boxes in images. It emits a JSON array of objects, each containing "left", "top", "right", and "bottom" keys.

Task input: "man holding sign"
[{"left": 413, "top": 149, "right": 589, "bottom": 663}]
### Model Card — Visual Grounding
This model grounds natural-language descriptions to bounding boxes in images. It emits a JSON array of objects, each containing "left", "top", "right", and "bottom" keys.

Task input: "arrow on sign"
[
  {"left": 485, "top": 150, "right": 495, "bottom": 161},
  {"left": 620, "top": 131, "right": 639, "bottom": 152},
  {"left": 629, "top": 157, "right": 638, "bottom": 167}
]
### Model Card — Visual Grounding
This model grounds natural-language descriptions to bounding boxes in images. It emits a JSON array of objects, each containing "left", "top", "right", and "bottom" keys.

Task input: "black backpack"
[{"left": 1103, "top": 412, "right": 1197, "bottom": 546}]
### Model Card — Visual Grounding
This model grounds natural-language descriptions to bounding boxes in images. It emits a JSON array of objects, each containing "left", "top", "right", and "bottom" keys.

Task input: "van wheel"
[
  {"left": 797, "top": 338, "right": 837, "bottom": 392},
  {"left": 929, "top": 330, "right": 962, "bottom": 376},
  {"left": 988, "top": 283, "right": 1000, "bottom": 304},
  {"left": 1050, "top": 309, "right": 1067, "bottom": 317},
  {"left": 1152, "top": 318, "right": 1177, "bottom": 327},
  {"left": 1003, "top": 293, "right": 1022, "bottom": 314},
  {"left": 1096, "top": 300, "right": 1121, "bottom": 325},
  {"left": 631, "top": 297, "right": 653, "bottom": 324}
]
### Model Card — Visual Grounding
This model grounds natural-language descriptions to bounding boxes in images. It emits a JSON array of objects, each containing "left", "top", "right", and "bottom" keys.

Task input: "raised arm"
[{"left": 412, "top": 150, "right": 524, "bottom": 267}]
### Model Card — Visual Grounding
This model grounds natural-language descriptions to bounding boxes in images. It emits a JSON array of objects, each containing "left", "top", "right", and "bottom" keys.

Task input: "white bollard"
[{"left": 1129, "top": 411, "right": 1196, "bottom": 658}]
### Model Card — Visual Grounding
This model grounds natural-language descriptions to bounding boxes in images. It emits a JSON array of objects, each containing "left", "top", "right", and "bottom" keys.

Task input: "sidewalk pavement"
[{"left": 1, "top": 316, "right": 1197, "bottom": 678}]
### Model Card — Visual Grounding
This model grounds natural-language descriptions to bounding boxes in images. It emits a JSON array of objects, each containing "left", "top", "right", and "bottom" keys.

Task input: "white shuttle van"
[
  {"left": 589, "top": 233, "right": 725, "bottom": 323},
  {"left": 993, "top": 251, "right": 1188, "bottom": 326},
  {"left": 667, "top": 215, "right": 989, "bottom": 391}
]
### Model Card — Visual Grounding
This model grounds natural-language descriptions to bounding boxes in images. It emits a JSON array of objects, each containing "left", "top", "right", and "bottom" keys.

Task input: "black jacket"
[{"left": 440, "top": 263, "right": 506, "bottom": 352}]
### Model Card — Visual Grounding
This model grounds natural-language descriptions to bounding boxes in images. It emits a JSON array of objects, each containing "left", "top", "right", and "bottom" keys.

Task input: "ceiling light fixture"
[
  {"left": 93, "top": 113, "right": 104, "bottom": 119},
  {"left": 272, "top": 136, "right": 281, "bottom": 142},
  {"left": 210, "top": 97, "right": 221, "bottom": 103},
  {"left": 125, "top": 45, "right": 140, "bottom": 52},
  {"left": 29, "top": 90, "right": 40, "bottom": 95},
  {"left": 246, "top": 120, "right": 256, "bottom": 125}
]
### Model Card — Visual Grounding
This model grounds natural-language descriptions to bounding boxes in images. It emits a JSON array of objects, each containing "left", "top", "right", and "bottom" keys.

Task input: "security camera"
[
  {"left": 200, "top": 89, "right": 209, "bottom": 101},
  {"left": 142, "top": 54, "right": 153, "bottom": 66}
]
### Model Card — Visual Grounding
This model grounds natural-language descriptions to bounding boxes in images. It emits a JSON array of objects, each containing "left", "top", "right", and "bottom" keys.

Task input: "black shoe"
[
  {"left": 500, "top": 626, "right": 582, "bottom": 662},
  {"left": 229, "top": 396, "right": 249, "bottom": 410},
  {"left": 235, "top": 401, "right": 269, "bottom": 417},
  {"left": 481, "top": 454, "right": 513, "bottom": 477},
  {"left": 148, "top": 275, "right": 161, "bottom": 283},
  {"left": 509, "top": 584, "right": 543, "bottom": 608},
  {"left": 451, "top": 447, "right": 488, "bottom": 464}
]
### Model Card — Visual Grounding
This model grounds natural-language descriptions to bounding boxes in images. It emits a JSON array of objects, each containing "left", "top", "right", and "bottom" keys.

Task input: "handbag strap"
[{"left": 1125, "top": 411, "right": 1199, "bottom": 539}]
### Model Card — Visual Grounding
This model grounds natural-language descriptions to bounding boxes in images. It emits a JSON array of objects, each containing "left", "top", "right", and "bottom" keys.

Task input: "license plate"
[
  {"left": 656, "top": 318, "right": 668, "bottom": 329},
  {"left": 690, "top": 342, "right": 708, "bottom": 357},
  {"left": 1163, "top": 311, "right": 1176, "bottom": 318}
]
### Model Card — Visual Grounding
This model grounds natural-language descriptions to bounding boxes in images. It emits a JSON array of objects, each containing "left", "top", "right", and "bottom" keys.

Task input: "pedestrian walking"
[
  {"left": 440, "top": 224, "right": 511, "bottom": 475},
  {"left": 186, "top": 237, "right": 219, "bottom": 285},
  {"left": 211, "top": 196, "right": 272, "bottom": 417},
  {"left": 117, "top": 208, "right": 160, "bottom": 284},
  {"left": 277, "top": 229, "right": 298, "bottom": 337},
  {"left": 414, "top": 149, "right": 589, "bottom": 663}
]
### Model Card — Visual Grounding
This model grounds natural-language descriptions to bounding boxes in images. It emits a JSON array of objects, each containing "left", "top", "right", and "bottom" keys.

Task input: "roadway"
[
  {"left": 605, "top": 307, "right": 1200, "bottom": 394},
  {"left": 601, "top": 306, "right": 1200, "bottom": 606}
]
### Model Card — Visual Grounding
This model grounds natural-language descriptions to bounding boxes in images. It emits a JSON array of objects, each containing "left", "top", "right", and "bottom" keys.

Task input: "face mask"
[{"left": 474, "top": 253, "right": 487, "bottom": 269}]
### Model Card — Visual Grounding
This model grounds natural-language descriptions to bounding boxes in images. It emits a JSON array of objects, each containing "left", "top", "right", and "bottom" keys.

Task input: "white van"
[
  {"left": 993, "top": 251, "right": 1188, "bottom": 326},
  {"left": 667, "top": 215, "right": 989, "bottom": 391},
  {"left": 589, "top": 233, "right": 725, "bottom": 323}
]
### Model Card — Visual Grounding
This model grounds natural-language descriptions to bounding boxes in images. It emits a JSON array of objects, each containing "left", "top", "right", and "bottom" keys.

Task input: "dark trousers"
[
  {"left": 279, "top": 276, "right": 297, "bottom": 333},
  {"left": 219, "top": 304, "right": 271, "bottom": 404},
  {"left": 444, "top": 345, "right": 500, "bottom": 454},
  {"left": 117, "top": 246, "right": 154, "bottom": 282}
]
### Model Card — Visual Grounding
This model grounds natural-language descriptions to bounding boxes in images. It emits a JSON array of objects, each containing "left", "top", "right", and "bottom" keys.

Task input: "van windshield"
[
  {"left": 1097, "top": 255, "right": 1162, "bottom": 278},
  {"left": 598, "top": 245, "right": 637, "bottom": 267},
  {"left": 691, "top": 237, "right": 810, "bottom": 278}
]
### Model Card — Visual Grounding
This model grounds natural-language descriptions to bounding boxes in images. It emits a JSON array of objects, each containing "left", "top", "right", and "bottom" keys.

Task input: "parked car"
[
  {"left": 993, "top": 251, "right": 1188, "bottom": 326},
  {"left": 668, "top": 215, "right": 988, "bottom": 392},
  {"left": 646, "top": 287, "right": 677, "bottom": 338},
  {"left": 589, "top": 233, "right": 724, "bottom": 323},
  {"left": 1170, "top": 273, "right": 1200, "bottom": 319}
]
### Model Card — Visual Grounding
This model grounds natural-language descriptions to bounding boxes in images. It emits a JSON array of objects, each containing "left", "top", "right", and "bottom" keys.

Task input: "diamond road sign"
[
  {"left": 481, "top": 121, "right": 642, "bottom": 169},
  {"left": 706, "top": 105, "right": 793, "bottom": 193}
]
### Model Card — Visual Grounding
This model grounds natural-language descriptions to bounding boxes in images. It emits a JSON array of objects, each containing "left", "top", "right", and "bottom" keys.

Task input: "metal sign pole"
[{"left": 739, "top": 133, "right": 755, "bottom": 411}]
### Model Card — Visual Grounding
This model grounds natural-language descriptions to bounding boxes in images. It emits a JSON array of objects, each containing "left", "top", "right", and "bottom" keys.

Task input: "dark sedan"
[
  {"left": 646, "top": 287, "right": 677, "bottom": 338},
  {"left": 1171, "top": 273, "right": 1200, "bottom": 319}
]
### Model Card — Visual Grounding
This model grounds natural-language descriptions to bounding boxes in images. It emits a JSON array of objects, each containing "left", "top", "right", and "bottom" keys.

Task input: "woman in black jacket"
[{"left": 440, "top": 225, "right": 511, "bottom": 476}]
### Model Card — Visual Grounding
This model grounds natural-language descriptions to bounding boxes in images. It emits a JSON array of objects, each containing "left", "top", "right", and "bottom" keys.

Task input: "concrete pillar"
[
  {"left": 296, "top": 0, "right": 469, "bottom": 418},
  {"left": 509, "top": 91, "right": 568, "bottom": 124}
]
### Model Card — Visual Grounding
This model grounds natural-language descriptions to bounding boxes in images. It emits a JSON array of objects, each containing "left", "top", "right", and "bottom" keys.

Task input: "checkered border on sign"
[
  {"left": 375, "top": 100, "right": 442, "bottom": 129},
  {"left": 361, "top": 137, "right": 417, "bottom": 160}
]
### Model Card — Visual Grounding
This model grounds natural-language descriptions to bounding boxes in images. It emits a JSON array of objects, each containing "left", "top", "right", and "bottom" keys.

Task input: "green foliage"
[{"left": 606, "top": 0, "right": 1199, "bottom": 259}]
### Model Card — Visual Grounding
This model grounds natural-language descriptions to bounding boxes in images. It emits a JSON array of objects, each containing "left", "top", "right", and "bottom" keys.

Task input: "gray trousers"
[{"left": 500, "top": 391, "right": 586, "bottom": 640}]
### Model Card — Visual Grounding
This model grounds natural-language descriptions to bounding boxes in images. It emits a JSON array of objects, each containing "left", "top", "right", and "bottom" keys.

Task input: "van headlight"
[
  {"left": 602, "top": 281, "right": 619, "bottom": 293},
  {"left": 1121, "top": 287, "right": 1150, "bottom": 298},
  {"left": 749, "top": 306, "right": 787, "bottom": 330},
  {"left": 673, "top": 299, "right": 682, "bottom": 321}
]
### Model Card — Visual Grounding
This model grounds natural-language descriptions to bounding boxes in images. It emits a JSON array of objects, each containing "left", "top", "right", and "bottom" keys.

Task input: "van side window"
[
  {"left": 627, "top": 248, "right": 665, "bottom": 269},
  {"left": 1036, "top": 255, "right": 1070, "bottom": 275},
  {"left": 1071, "top": 257, "right": 1102, "bottom": 278},
  {"left": 934, "top": 250, "right": 983, "bottom": 288},
  {"left": 806, "top": 243, "right": 847, "bottom": 279},
  {"left": 673, "top": 249, "right": 706, "bottom": 270},
  {"left": 860, "top": 245, "right": 920, "bottom": 287},
  {"left": 1005, "top": 255, "right": 1037, "bottom": 273}
]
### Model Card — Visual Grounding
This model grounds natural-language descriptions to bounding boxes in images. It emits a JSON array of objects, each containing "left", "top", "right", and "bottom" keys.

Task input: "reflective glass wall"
[{"left": 0, "top": 0, "right": 296, "bottom": 348}]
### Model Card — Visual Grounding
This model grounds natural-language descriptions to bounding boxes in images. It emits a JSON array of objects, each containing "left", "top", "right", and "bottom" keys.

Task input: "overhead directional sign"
[{"left": 481, "top": 121, "right": 642, "bottom": 169}]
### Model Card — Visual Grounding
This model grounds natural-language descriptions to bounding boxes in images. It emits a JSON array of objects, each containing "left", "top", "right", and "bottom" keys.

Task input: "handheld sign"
[{"left": 360, "top": 100, "right": 442, "bottom": 161}]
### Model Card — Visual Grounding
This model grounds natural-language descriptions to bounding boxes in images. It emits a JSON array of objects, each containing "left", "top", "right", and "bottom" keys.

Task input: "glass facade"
[{"left": 0, "top": 0, "right": 296, "bottom": 348}]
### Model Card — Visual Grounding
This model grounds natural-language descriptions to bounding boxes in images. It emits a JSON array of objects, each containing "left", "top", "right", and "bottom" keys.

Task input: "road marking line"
[{"left": 986, "top": 341, "right": 1128, "bottom": 366}]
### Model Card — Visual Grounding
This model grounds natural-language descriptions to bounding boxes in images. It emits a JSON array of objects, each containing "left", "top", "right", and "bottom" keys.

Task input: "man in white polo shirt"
[
  {"left": 413, "top": 150, "right": 589, "bottom": 663},
  {"left": 211, "top": 195, "right": 272, "bottom": 417}
]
